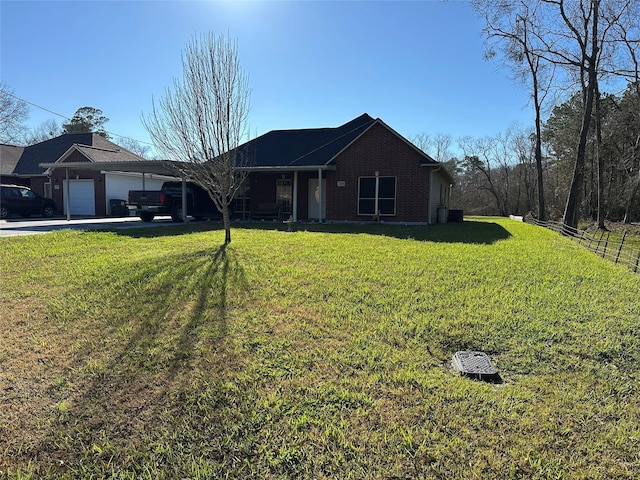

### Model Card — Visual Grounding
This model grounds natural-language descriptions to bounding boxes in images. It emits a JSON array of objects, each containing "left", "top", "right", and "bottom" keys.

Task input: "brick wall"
[{"left": 328, "top": 122, "right": 431, "bottom": 223}]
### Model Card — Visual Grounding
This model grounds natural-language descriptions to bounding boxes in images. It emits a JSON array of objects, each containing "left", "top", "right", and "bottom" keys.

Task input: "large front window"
[
  {"left": 358, "top": 176, "right": 396, "bottom": 216},
  {"left": 231, "top": 179, "right": 251, "bottom": 219},
  {"left": 276, "top": 178, "right": 292, "bottom": 214}
]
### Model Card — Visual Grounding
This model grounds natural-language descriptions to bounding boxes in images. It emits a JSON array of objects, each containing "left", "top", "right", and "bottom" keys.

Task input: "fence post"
[
  {"left": 635, "top": 247, "right": 640, "bottom": 273},
  {"left": 594, "top": 230, "right": 604, "bottom": 255},
  {"left": 602, "top": 231, "right": 610, "bottom": 259},
  {"left": 615, "top": 232, "right": 627, "bottom": 264}
]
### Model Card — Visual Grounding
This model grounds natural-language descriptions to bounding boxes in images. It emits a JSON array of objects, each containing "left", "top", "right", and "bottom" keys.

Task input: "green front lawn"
[{"left": 1, "top": 218, "right": 639, "bottom": 479}]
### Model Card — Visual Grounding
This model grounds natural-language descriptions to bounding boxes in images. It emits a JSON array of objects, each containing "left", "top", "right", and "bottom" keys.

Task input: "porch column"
[
  {"left": 65, "top": 167, "right": 71, "bottom": 221},
  {"left": 142, "top": 172, "right": 146, "bottom": 190},
  {"left": 181, "top": 177, "right": 189, "bottom": 223},
  {"left": 317, "top": 168, "right": 322, "bottom": 223},
  {"left": 374, "top": 170, "right": 380, "bottom": 218},
  {"left": 292, "top": 171, "right": 298, "bottom": 222}
]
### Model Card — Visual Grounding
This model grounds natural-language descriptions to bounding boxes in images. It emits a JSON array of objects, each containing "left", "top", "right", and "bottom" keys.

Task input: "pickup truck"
[{"left": 127, "top": 181, "right": 223, "bottom": 222}]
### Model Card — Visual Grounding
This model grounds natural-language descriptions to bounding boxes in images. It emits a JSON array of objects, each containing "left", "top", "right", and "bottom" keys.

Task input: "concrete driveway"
[{"left": 0, "top": 216, "right": 176, "bottom": 237}]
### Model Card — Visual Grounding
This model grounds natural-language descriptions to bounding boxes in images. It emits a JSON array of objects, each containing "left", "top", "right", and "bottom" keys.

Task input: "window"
[
  {"left": 19, "top": 188, "right": 37, "bottom": 198},
  {"left": 276, "top": 178, "right": 292, "bottom": 213},
  {"left": 230, "top": 179, "right": 251, "bottom": 219},
  {"left": 358, "top": 176, "right": 396, "bottom": 216}
]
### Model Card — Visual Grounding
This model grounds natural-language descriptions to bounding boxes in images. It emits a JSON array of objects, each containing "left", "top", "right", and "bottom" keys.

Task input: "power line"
[
  {"left": 4, "top": 90, "right": 69, "bottom": 120},
  {"left": 2, "top": 90, "right": 155, "bottom": 147}
]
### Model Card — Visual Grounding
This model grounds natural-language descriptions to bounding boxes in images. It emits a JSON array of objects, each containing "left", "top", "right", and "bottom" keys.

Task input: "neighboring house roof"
[
  {"left": 0, "top": 144, "right": 26, "bottom": 176},
  {"left": 237, "top": 113, "right": 439, "bottom": 170},
  {"left": 5, "top": 133, "right": 133, "bottom": 176},
  {"left": 57, "top": 144, "right": 146, "bottom": 165}
]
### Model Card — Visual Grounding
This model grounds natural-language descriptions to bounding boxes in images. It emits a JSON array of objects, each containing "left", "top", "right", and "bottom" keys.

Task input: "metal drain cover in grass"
[{"left": 452, "top": 351, "right": 499, "bottom": 380}]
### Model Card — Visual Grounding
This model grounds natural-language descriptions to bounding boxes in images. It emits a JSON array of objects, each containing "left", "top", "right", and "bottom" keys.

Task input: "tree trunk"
[
  {"left": 563, "top": 75, "right": 598, "bottom": 230},
  {"left": 533, "top": 71, "right": 546, "bottom": 221},
  {"left": 222, "top": 205, "right": 231, "bottom": 244},
  {"left": 562, "top": 0, "right": 600, "bottom": 232},
  {"left": 623, "top": 172, "right": 640, "bottom": 223},
  {"left": 563, "top": 100, "right": 592, "bottom": 231},
  {"left": 624, "top": 134, "right": 640, "bottom": 224},
  {"left": 595, "top": 86, "right": 606, "bottom": 229}
]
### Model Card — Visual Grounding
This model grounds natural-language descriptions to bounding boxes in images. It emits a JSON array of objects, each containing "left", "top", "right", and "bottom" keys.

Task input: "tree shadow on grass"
[
  {"left": 33, "top": 243, "right": 250, "bottom": 473},
  {"left": 235, "top": 219, "right": 511, "bottom": 245},
  {"left": 112, "top": 219, "right": 512, "bottom": 245}
]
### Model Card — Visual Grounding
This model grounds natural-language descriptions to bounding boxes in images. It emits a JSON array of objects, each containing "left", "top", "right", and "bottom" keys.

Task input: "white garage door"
[{"left": 63, "top": 179, "right": 95, "bottom": 216}]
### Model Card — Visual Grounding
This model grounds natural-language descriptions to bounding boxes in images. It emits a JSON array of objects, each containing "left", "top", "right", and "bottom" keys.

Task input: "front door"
[{"left": 307, "top": 178, "right": 326, "bottom": 221}]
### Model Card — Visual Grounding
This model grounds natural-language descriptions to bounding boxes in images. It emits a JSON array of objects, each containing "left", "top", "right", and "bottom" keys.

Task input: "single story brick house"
[
  {"left": 234, "top": 113, "right": 453, "bottom": 224},
  {"left": 30, "top": 113, "right": 452, "bottom": 223},
  {"left": 1, "top": 133, "right": 173, "bottom": 216}
]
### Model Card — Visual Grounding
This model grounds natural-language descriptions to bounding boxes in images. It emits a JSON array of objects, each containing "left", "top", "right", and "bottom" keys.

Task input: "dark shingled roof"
[
  {"left": 0, "top": 144, "right": 26, "bottom": 176},
  {"left": 237, "top": 113, "right": 378, "bottom": 168},
  {"left": 6, "top": 133, "right": 134, "bottom": 175}
]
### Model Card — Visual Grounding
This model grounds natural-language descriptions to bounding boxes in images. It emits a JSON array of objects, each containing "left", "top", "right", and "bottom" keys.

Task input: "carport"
[{"left": 39, "top": 160, "right": 191, "bottom": 222}]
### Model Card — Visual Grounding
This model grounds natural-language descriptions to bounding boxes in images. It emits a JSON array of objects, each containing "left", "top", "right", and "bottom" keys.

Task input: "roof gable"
[
  {"left": 237, "top": 113, "right": 376, "bottom": 168},
  {"left": 57, "top": 144, "right": 146, "bottom": 165},
  {"left": 236, "top": 113, "right": 439, "bottom": 170},
  {"left": 10, "top": 133, "right": 127, "bottom": 175}
]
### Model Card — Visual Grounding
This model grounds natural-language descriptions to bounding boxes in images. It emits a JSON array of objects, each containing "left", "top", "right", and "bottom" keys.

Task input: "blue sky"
[{"left": 1, "top": 0, "right": 533, "bottom": 157}]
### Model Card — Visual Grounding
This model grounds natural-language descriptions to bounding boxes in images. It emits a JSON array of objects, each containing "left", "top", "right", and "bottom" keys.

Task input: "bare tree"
[
  {"left": 612, "top": 5, "right": 640, "bottom": 223},
  {"left": 459, "top": 131, "right": 520, "bottom": 216},
  {"left": 143, "top": 33, "right": 251, "bottom": 244},
  {"left": 25, "top": 119, "right": 61, "bottom": 145},
  {"left": 113, "top": 136, "right": 151, "bottom": 159},
  {"left": 0, "top": 82, "right": 29, "bottom": 144},
  {"left": 473, "top": 0, "right": 554, "bottom": 220},
  {"left": 410, "top": 132, "right": 453, "bottom": 162},
  {"left": 534, "top": 0, "right": 631, "bottom": 230}
]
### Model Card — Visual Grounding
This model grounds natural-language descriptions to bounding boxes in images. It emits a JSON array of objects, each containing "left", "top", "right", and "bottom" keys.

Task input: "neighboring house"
[
  {"left": 236, "top": 113, "right": 453, "bottom": 223},
  {"left": 0, "top": 134, "right": 174, "bottom": 216}
]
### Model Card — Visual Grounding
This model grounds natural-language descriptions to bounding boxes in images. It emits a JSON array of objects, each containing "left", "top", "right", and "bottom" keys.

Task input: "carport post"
[
  {"left": 292, "top": 171, "right": 298, "bottom": 222},
  {"left": 181, "top": 177, "right": 189, "bottom": 223},
  {"left": 317, "top": 168, "right": 322, "bottom": 223},
  {"left": 65, "top": 167, "right": 71, "bottom": 221}
]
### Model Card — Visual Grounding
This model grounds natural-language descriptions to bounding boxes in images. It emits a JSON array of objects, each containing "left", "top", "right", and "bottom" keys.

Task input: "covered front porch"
[{"left": 233, "top": 166, "right": 331, "bottom": 223}]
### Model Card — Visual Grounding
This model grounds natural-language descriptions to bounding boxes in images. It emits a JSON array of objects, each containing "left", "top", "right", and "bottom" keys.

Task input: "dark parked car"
[{"left": 0, "top": 184, "right": 57, "bottom": 219}]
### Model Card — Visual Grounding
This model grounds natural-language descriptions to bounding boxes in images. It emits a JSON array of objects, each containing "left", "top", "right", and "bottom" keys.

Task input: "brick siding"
[{"left": 328, "top": 122, "right": 431, "bottom": 222}]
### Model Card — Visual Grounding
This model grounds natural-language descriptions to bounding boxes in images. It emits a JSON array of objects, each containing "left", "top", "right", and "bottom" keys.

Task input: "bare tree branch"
[{"left": 143, "top": 33, "right": 252, "bottom": 244}]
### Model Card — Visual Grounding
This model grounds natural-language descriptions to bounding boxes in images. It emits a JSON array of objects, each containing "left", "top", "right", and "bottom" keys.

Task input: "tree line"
[
  {"left": 413, "top": 1, "right": 639, "bottom": 227},
  {"left": 463, "top": 0, "right": 640, "bottom": 228},
  {"left": 416, "top": 77, "right": 639, "bottom": 225}
]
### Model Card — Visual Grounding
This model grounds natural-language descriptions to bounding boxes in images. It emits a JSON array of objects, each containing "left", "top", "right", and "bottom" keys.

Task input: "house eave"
[{"left": 238, "top": 165, "right": 336, "bottom": 173}]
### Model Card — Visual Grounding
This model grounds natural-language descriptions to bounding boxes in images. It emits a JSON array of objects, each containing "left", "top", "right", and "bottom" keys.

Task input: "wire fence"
[{"left": 524, "top": 216, "right": 640, "bottom": 275}]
